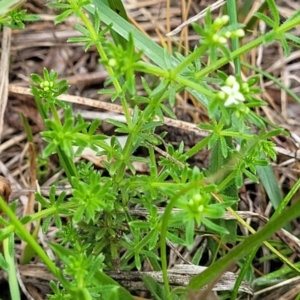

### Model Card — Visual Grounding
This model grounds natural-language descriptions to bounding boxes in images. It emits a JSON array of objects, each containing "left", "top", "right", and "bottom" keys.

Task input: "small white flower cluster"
[
  {"left": 219, "top": 75, "right": 245, "bottom": 107},
  {"left": 211, "top": 15, "right": 245, "bottom": 44}
]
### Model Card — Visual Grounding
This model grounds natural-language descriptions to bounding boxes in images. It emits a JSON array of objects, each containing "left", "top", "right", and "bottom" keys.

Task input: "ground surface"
[{"left": 0, "top": 0, "right": 300, "bottom": 299}]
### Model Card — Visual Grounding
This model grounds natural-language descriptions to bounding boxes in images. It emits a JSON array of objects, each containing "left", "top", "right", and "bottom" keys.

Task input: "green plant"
[
  {"left": 0, "top": 2, "right": 39, "bottom": 29},
  {"left": 1, "top": 0, "right": 300, "bottom": 299}
]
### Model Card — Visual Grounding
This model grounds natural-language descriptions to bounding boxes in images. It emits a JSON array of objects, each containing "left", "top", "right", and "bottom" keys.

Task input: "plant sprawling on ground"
[{"left": 0, "top": 0, "right": 300, "bottom": 299}]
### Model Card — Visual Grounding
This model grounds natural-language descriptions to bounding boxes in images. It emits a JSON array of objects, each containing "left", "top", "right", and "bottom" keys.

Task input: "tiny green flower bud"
[
  {"left": 108, "top": 58, "right": 117, "bottom": 67},
  {"left": 212, "top": 34, "right": 220, "bottom": 42},
  {"left": 242, "top": 82, "right": 249, "bottom": 93},
  {"left": 225, "top": 75, "right": 236, "bottom": 87},
  {"left": 193, "top": 194, "right": 201, "bottom": 202},
  {"left": 240, "top": 106, "right": 250, "bottom": 114},
  {"left": 218, "top": 91, "right": 226, "bottom": 99},
  {"left": 43, "top": 81, "right": 50, "bottom": 87},
  {"left": 224, "top": 31, "right": 232, "bottom": 39},
  {"left": 235, "top": 110, "right": 241, "bottom": 119},
  {"left": 235, "top": 29, "right": 245, "bottom": 37},
  {"left": 218, "top": 36, "right": 227, "bottom": 44},
  {"left": 221, "top": 15, "right": 230, "bottom": 25},
  {"left": 213, "top": 17, "right": 223, "bottom": 30},
  {"left": 198, "top": 205, "right": 204, "bottom": 213}
]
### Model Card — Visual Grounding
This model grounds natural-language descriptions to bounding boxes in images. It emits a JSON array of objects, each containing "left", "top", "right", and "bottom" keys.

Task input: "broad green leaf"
[
  {"left": 0, "top": 0, "right": 24, "bottom": 16},
  {"left": 256, "top": 165, "right": 281, "bottom": 210},
  {"left": 100, "top": 0, "right": 128, "bottom": 48}
]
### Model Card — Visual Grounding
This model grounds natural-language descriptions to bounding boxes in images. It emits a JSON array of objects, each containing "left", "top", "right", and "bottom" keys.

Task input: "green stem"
[
  {"left": 57, "top": 147, "right": 77, "bottom": 184},
  {"left": 79, "top": 8, "right": 137, "bottom": 184},
  {"left": 50, "top": 103, "right": 61, "bottom": 125},
  {"left": 219, "top": 130, "right": 255, "bottom": 140},
  {"left": 0, "top": 197, "right": 61, "bottom": 280},
  {"left": 271, "top": 177, "right": 300, "bottom": 219},
  {"left": 171, "top": 44, "right": 208, "bottom": 75},
  {"left": 216, "top": 171, "right": 237, "bottom": 193},
  {"left": 114, "top": 133, "right": 134, "bottom": 184},
  {"left": 151, "top": 182, "right": 184, "bottom": 188},
  {"left": 148, "top": 146, "right": 158, "bottom": 177},
  {"left": 226, "top": 0, "right": 241, "bottom": 76},
  {"left": 231, "top": 246, "right": 258, "bottom": 299},
  {"left": 195, "top": 15, "right": 300, "bottom": 80},
  {"left": 185, "top": 135, "right": 211, "bottom": 158},
  {"left": 176, "top": 75, "right": 215, "bottom": 98},
  {"left": 3, "top": 234, "right": 21, "bottom": 300},
  {"left": 134, "top": 230, "right": 157, "bottom": 253},
  {"left": 253, "top": 261, "right": 300, "bottom": 286},
  {"left": 220, "top": 131, "right": 253, "bottom": 139},
  {"left": 160, "top": 180, "right": 205, "bottom": 299},
  {"left": 134, "top": 62, "right": 216, "bottom": 99},
  {"left": 242, "top": 61, "right": 300, "bottom": 103},
  {"left": 79, "top": 8, "right": 133, "bottom": 124},
  {"left": 1, "top": 202, "right": 79, "bottom": 247}
]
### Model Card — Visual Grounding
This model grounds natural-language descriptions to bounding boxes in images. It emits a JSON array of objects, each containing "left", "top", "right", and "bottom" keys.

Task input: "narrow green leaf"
[
  {"left": 266, "top": 0, "right": 280, "bottom": 27},
  {"left": 284, "top": 32, "right": 300, "bottom": 45},
  {"left": 185, "top": 219, "right": 194, "bottom": 249},
  {"left": 90, "top": 1, "right": 209, "bottom": 107},
  {"left": 106, "top": 119, "right": 128, "bottom": 129},
  {"left": 256, "top": 163, "right": 281, "bottom": 210},
  {"left": 142, "top": 275, "right": 165, "bottom": 300},
  {"left": 242, "top": 61, "right": 300, "bottom": 104},
  {"left": 88, "top": 1, "right": 170, "bottom": 69},
  {"left": 74, "top": 23, "right": 90, "bottom": 37},
  {"left": 93, "top": 8, "right": 101, "bottom": 34},
  {"left": 94, "top": 271, "right": 135, "bottom": 300},
  {"left": 280, "top": 36, "right": 290, "bottom": 56},
  {"left": 188, "top": 198, "right": 300, "bottom": 290},
  {"left": 101, "top": 0, "right": 128, "bottom": 48},
  {"left": 0, "top": 253, "right": 8, "bottom": 271},
  {"left": 202, "top": 217, "right": 229, "bottom": 234},
  {"left": 254, "top": 12, "right": 275, "bottom": 27},
  {"left": 129, "top": 221, "right": 150, "bottom": 229},
  {"left": 54, "top": 9, "right": 72, "bottom": 24},
  {"left": 166, "top": 231, "right": 186, "bottom": 246}
]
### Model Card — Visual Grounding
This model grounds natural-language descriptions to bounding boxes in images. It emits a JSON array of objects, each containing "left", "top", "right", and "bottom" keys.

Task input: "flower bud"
[
  {"left": 198, "top": 205, "right": 204, "bottom": 213},
  {"left": 218, "top": 91, "right": 226, "bottom": 99},
  {"left": 224, "top": 31, "right": 232, "bottom": 38},
  {"left": 212, "top": 34, "right": 220, "bottom": 42},
  {"left": 242, "top": 82, "right": 249, "bottom": 93},
  {"left": 218, "top": 36, "right": 227, "bottom": 44},
  {"left": 225, "top": 75, "right": 236, "bottom": 87},
  {"left": 221, "top": 15, "right": 230, "bottom": 25},
  {"left": 213, "top": 17, "right": 223, "bottom": 30},
  {"left": 108, "top": 58, "right": 117, "bottom": 67},
  {"left": 235, "top": 29, "right": 245, "bottom": 37}
]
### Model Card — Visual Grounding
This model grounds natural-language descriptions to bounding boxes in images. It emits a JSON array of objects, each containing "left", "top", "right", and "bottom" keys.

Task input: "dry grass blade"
[
  {"left": 0, "top": 27, "right": 12, "bottom": 143},
  {"left": 8, "top": 85, "right": 210, "bottom": 137},
  {"left": 108, "top": 264, "right": 253, "bottom": 295},
  {"left": 254, "top": 276, "right": 300, "bottom": 299},
  {"left": 166, "top": 0, "right": 226, "bottom": 36}
]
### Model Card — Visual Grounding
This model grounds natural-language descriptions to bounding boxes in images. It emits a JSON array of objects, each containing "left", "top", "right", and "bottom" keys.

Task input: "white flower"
[{"left": 221, "top": 80, "right": 245, "bottom": 106}]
